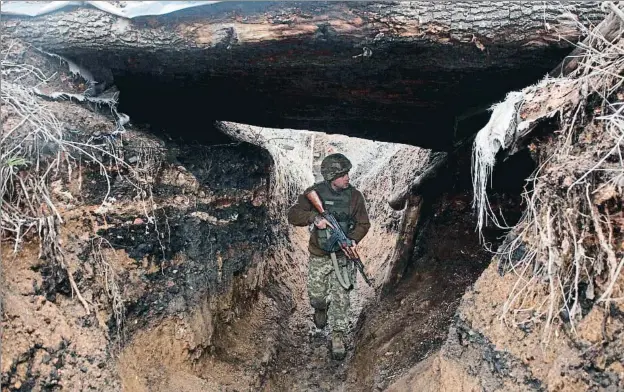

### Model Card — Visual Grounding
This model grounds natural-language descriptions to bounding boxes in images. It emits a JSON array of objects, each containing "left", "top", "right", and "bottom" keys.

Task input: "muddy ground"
[{"left": 263, "top": 190, "right": 495, "bottom": 392}]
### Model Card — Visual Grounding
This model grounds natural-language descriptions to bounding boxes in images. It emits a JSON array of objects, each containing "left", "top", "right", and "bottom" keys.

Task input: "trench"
[
  {"left": 1, "top": 11, "right": 565, "bottom": 389},
  {"left": 95, "top": 61, "right": 540, "bottom": 390}
]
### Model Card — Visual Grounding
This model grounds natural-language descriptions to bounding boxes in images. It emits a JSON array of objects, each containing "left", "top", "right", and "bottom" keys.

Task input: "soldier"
[{"left": 287, "top": 153, "right": 371, "bottom": 360}]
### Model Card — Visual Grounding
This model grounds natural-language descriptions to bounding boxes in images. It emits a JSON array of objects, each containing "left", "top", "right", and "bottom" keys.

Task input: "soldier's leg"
[
  {"left": 307, "top": 255, "right": 332, "bottom": 328},
  {"left": 327, "top": 255, "right": 355, "bottom": 359}
]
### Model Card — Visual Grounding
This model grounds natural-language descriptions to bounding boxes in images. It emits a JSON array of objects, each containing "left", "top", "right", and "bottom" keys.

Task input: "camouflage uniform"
[
  {"left": 287, "top": 153, "right": 370, "bottom": 359},
  {"left": 308, "top": 253, "right": 355, "bottom": 333}
]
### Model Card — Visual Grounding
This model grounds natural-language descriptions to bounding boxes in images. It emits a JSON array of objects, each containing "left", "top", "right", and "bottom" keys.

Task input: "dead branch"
[
  {"left": 551, "top": 4, "right": 624, "bottom": 77},
  {"left": 388, "top": 153, "right": 447, "bottom": 211},
  {"left": 382, "top": 195, "right": 423, "bottom": 289}
]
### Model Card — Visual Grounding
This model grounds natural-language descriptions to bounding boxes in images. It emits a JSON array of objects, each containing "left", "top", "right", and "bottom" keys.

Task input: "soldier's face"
[{"left": 332, "top": 173, "right": 350, "bottom": 189}]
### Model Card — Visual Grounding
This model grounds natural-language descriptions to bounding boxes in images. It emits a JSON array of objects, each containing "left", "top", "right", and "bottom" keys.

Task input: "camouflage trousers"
[{"left": 308, "top": 253, "right": 355, "bottom": 333}]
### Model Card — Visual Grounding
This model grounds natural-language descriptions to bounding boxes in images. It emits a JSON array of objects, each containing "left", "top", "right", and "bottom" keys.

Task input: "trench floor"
[{"left": 265, "top": 188, "right": 511, "bottom": 391}]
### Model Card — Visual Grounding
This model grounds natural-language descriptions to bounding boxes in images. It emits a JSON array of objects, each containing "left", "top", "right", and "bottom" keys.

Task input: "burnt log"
[
  {"left": 1, "top": 2, "right": 605, "bottom": 80},
  {"left": 1, "top": 2, "right": 604, "bottom": 58},
  {"left": 1, "top": 2, "right": 605, "bottom": 149}
]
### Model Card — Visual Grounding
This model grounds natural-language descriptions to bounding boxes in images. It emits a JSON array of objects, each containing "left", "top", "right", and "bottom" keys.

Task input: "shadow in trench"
[
  {"left": 115, "top": 74, "right": 236, "bottom": 146},
  {"left": 347, "top": 148, "right": 535, "bottom": 391}
]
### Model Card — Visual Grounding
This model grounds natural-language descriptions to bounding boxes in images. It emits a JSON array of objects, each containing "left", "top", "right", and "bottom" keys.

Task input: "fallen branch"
[
  {"left": 388, "top": 152, "right": 447, "bottom": 211},
  {"left": 382, "top": 194, "right": 423, "bottom": 290}
]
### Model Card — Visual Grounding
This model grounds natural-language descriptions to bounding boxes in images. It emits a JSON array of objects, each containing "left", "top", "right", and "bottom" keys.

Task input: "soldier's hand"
[
  {"left": 314, "top": 216, "right": 333, "bottom": 230},
  {"left": 351, "top": 242, "right": 360, "bottom": 258},
  {"left": 340, "top": 240, "right": 358, "bottom": 259}
]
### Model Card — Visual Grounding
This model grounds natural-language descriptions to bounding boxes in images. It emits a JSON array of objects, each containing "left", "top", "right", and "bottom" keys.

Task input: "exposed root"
[
  {"left": 38, "top": 215, "right": 91, "bottom": 314},
  {"left": 91, "top": 236, "right": 126, "bottom": 341},
  {"left": 67, "top": 263, "right": 91, "bottom": 314},
  {"left": 472, "top": 6, "right": 624, "bottom": 340}
]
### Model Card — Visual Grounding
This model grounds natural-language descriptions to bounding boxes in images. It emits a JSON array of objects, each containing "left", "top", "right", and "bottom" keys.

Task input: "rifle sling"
[
  {"left": 326, "top": 230, "right": 352, "bottom": 290},
  {"left": 330, "top": 251, "right": 353, "bottom": 290}
]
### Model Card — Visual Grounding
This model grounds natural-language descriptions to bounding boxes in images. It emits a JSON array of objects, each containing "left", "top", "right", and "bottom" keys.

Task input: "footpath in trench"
[{"left": 262, "top": 136, "right": 502, "bottom": 391}]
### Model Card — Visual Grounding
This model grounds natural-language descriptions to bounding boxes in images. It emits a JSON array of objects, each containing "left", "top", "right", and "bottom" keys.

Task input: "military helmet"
[{"left": 320, "top": 153, "right": 352, "bottom": 181}]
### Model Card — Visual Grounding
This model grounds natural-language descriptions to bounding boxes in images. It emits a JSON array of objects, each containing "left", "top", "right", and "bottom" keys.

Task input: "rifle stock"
[{"left": 305, "top": 189, "right": 325, "bottom": 214}]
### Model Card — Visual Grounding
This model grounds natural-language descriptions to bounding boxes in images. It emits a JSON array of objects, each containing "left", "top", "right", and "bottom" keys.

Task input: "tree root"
[{"left": 64, "top": 261, "right": 90, "bottom": 315}]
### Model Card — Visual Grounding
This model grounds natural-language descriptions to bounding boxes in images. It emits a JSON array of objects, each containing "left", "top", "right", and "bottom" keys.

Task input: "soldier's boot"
[
  {"left": 331, "top": 331, "right": 346, "bottom": 360},
  {"left": 313, "top": 307, "right": 327, "bottom": 329}
]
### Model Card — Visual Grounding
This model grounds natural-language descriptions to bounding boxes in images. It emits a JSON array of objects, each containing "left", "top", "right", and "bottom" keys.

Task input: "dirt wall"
[{"left": 0, "top": 42, "right": 308, "bottom": 391}]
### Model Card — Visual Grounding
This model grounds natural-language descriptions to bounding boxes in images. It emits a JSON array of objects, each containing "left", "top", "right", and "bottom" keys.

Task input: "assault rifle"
[{"left": 305, "top": 189, "right": 373, "bottom": 286}]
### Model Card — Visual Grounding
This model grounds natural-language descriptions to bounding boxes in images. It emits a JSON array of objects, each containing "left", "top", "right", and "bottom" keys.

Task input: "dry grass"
[{"left": 473, "top": 7, "right": 624, "bottom": 341}]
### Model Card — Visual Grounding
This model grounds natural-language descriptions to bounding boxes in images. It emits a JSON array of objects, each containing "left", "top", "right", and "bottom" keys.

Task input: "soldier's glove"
[{"left": 338, "top": 238, "right": 356, "bottom": 251}]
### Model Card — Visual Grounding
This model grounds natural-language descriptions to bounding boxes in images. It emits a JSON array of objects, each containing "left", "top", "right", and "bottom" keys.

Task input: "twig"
[{"left": 65, "top": 261, "right": 90, "bottom": 315}]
